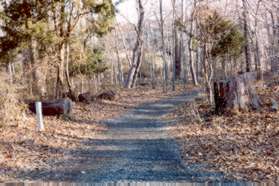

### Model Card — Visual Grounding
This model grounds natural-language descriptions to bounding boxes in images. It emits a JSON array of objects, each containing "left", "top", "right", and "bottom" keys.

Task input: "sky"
[
  {"left": 116, "top": 0, "right": 138, "bottom": 23},
  {"left": 115, "top": 0, "right": 172, "bottom": 24}
]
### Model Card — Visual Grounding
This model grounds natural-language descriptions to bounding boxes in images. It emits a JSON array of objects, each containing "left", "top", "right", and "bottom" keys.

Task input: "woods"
[
  {"left": 0, "top": 0, "right": 279, "bottom": 183},
  {"left": 1, "top": 0, "right": 278, "bottom": 109}
]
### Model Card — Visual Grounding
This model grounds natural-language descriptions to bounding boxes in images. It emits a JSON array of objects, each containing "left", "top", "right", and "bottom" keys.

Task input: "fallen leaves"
[
  {"left": 0, "top": 85, "right": 187, "bottom": 182},
  {"left": 169, "top": 85, "right": 279, "bottom": 182}
]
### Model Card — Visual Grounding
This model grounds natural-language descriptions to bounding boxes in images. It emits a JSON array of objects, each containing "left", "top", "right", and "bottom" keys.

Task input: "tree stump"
[
  {"left": 27, "top": 99, "right": 72, "bottom": 116},
  {"left": 214, "top": 72, "right": 262, "bottom": 114}
]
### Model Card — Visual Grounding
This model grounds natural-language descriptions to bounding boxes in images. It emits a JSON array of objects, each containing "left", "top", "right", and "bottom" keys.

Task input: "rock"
[
  {"left": 271, "top": 98, "right": 278, "bottom": 112},
  {"left": 251, "top": 94, "right": 262, "bottom": 110},
  {"left": 96, "top": 90, "right": 117, "bottom": 101},
  {"left": 78, "top": 92, "right": 92, "bottom": 104}
]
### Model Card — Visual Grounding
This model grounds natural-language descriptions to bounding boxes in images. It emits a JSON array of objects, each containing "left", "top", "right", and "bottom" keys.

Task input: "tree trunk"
[
  {"left": 171, "top": 0, "right": 176, "bottom": 91},
  {"left": 65, "top": 42, "right": 76, "bottom": 99},
  {"left": 175, "top": 28, "right": 182, "bottom": 80},
  {"left": 56, "top": 43, "right": 65, "bottom": 98},
  {"left": 242, "top": 0, "right": 252, "bottom": 72},
  {"left": 214, "top": 72, "right": 261, "bottom": 114},
  {"left": 202, "top": 44, "right": 214, "bottom": 104},
  {"left": 188, "top": 14, "right": 198, "bottom": 86},
  {"left": 125, "top": 0, "right": 145, "bottom": 89},
  {"left": 159, "top": 0, "right": 168, "bottom": 92}
]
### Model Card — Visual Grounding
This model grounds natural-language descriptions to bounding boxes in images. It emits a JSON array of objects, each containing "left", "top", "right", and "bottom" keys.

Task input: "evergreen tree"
[{"left": 0, "top": 0, "right": 115, "bottom": 97}]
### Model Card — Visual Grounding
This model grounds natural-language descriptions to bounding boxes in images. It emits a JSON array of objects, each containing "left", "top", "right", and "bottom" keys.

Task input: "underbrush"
[{"left": 0, "top": 74, "right": 26, "bottom": 128}]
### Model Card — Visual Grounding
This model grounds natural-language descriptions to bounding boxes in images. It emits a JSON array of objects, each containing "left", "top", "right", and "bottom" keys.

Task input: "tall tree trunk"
[
  {"left": 159, "top": 0, "right": 168, "bottom": 92},
  {"left": 203, "top": 44, "right": 214, "bottom": 104},
  {"left": 242, "top": 0, "right": 251, "bottom": 72},
  {"left": 171, "top": 0, "right": 176, "bottom": 91},
  {"left": 55, "top": 3, "right": 66, "bottom": 98},
  {"left": 269, "top": 10, "right": 279, "bottom": 72},
  {"left": 29, "top": 36, "right": 46, "bottom": 97},
  {"left": 125, "top": 0, "right": 145, "bottom": 89},
  {"left": 56, "top": 43, "right": 65, "bottom": 98},
  {"left": 188, "top": 4, "right": 199, "bottom": 86},
  {"left": 65, "top": 42, "right": 75, "bottom": 98},
  {"left": 175, "top": 28, "right": 182, "bottom": 80},
  {"left": 115, "top": 40, "right": 124, "bottom": 87}
]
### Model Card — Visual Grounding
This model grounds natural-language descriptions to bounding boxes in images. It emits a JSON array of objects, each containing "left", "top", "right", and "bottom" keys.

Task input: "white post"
[{"left": 35, "top": 102, "right": 44, "bottom": 132}]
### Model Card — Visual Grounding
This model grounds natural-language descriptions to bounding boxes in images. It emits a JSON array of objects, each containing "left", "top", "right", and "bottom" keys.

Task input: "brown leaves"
[{"left": 171, "top": 91, "right": 279, "bottom": 181}]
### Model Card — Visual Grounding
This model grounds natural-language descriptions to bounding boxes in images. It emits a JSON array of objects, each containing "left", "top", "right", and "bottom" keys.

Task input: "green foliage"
[
  {"left": 70, "top": 48, "right": 108, "bottom": 76},
  {"left": 0, "top": 0, "right": 51, "bottom": 60},
  {"left": 211, "top": 26, "right": 244, "bottom": 58},
  {"left": 0, "top": 0, "right": 115, "bottom": 72},
  {"left": 198, "top": 10, "right": 244, "bottom": 58},
  {"left": 87, "top": 0, "right": 116, "bottom": 36},
  {"left": 26, "top": 20, "right": 61, "bottom": 46}
]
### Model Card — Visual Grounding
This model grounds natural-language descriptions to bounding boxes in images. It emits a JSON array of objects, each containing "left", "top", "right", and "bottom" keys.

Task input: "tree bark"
[
  {"left": 125, "top": 0, "right": 145, "bottom": 89},
  {"left": 171, "top": 0, "right": 177, "bottom": 91},
  {"left": 159, "top": 0, "right": 169, "bottom": 92},
  {"left": 242, "top": 0, "right": 252, "bottom": 72},
  {"left": 214, "top": 72, "right": 261, "bottom": 114},
  {"left": 188, "top": 11, "right": 199, "bottom": 86}
]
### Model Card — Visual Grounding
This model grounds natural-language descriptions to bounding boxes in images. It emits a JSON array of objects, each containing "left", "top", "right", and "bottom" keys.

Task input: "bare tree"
[
  {"left": 242, "top": 0, "right": 252, "bottom": 72},
  {"left": 188, "top": 0, "right": 199, "bottom": 86},
  {"left": 158, "top": 0, "right": 169, "bottom": 92},
  {"left": 171, "top": 0, "right": 177, "bottom": 91},
  {"left": 125, "top": 0, "right": 145, "bottom": 88}
]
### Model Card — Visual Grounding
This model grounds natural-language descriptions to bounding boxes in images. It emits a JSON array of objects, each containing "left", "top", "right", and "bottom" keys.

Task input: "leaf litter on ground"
[
  {"left": 0, "top": 85, "right": 188, "bottom": 182},
  {"left": 166, "top": 83, "right": 279, "bottom": 182}
]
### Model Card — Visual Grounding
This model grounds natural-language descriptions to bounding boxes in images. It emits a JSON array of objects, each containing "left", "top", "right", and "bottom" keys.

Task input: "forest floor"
[
  {"left": 167, "top": 75, "right": 279, "bottom": 182},
  {"left": 0, "top": 85, "right": 191, "bottom": 182},
  {"left": 0, "top": 88, "right": 225, "bottom": 182}
]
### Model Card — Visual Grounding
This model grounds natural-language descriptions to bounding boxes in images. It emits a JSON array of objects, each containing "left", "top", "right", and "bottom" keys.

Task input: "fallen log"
[
  {"left": 27, "top": 99, "right": 72, "bottom": 116},
  {"left": 214, "top": 72, "right": 262, "bottom": 114},
  {"left": 96, "top": 90, "right": 117, "bottom": 101}
]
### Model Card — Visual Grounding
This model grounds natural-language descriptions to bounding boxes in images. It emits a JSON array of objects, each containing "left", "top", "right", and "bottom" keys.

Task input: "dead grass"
[{"left": 0, "top": 73, "right": 26, "bottom": 128}]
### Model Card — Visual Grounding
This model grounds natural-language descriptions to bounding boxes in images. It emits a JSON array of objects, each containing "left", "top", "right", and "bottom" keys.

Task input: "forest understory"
[{"left": 167, "top": 75, "right": 279, "bottom": 182}]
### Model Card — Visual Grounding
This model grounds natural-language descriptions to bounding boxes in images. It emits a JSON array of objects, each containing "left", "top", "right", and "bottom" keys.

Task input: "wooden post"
[{"left": 35, "top": 102, "right": 44, "bottom": 132}]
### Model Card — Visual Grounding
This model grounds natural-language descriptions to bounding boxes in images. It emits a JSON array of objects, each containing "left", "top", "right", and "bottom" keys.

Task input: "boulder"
[
  {"left": 271, "top": 98, "right": 278, "bottom": 112},
  {"left": 78, "top": 92, "right": 92, "bottom": 104}
]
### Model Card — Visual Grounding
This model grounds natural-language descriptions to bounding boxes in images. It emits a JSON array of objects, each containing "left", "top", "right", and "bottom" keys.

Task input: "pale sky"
[
  {"left": 115, "top": 0, "right": 173, "bottom": 24},
  {"left": 116, "top": 0, "right": 137, "bottom": 23}
]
